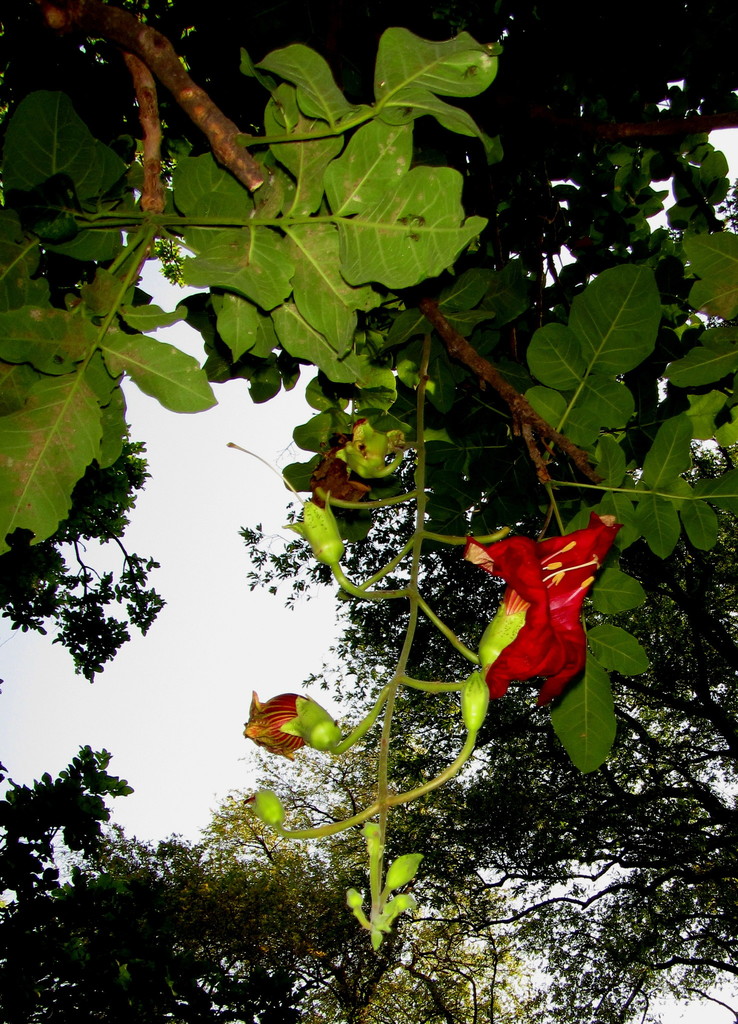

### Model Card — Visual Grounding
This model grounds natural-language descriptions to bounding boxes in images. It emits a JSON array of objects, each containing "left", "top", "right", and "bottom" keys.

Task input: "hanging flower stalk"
[{"left": 465, "top": 513, "right": 621, "bottom": 705}]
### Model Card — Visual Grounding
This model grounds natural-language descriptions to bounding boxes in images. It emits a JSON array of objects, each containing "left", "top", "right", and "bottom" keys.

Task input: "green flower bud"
[
  {"left": 384, "top": 853, "right": 423, "bottom": 893},
  {"left": 460, "top": 671, "right": 489, "bottom": 732},
  {"left": 251, "top": 789, "right": 285, "bottom": 827},
  {"left": 346, "top": 888, "right": 364, "bottom": 910},
  {"left": 286, "top": 499, "right": 345, "bottom": 566},
  {"left": 279, "top": 695, "right": 342, "bottom": 752},
  {"left": 478, "top": 603, "right": 527, "bottom": 668}
]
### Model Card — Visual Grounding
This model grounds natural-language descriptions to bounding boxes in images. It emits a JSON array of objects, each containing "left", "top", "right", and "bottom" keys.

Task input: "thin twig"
[{"left": 418, "top": 297, "right": 602, "bottom": 484}]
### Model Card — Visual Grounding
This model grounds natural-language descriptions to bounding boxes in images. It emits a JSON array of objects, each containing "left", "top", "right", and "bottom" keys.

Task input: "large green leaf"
[
  {"left": 182, "top": 226, "right": 294, "bottom": 312},
  {"left": 286, "top": 224, "right": 379, "bottom": 356},
  {"left": 591, "top": 567, "right": 646, "bottom": 613},
  {"left": 264, "top": 92, "right": 343, "bottom": 216},
  {"left": 324, "top": 121, "right": 413, "bottom": 216},
  {"left": 694, "top": 467, "right": 738, "bottom": 515},
  {"left": 569, "top": 264, "right": 661, "bottom": 374},
  {"left": 374, "top": 29, "right": 498, "bottom": 140},
  {"left": 550, "top": 657, "right": 616, "bottom": 773},
  {"left": 0, "top": 211, "right": 48, "bottom": 312},
  {"left": 272, "top": 303, "right": 363, "bottom": 383},
  {"left": 587, "top": 623, "right": 650, "bottom": 675},
  {"left": 337, "top": 166, "right": 486, "bottom": 289},
  {"left": 257, "top": 45, "right": 360, "bottom": 126},
  {"left": 665, "top": 326, "right": 738, "bottom": 386},
  {"left": 685, "top": 231, "right": 738, "bottom": 320},
  {"left": 0, "top": 306, "right": 94, "bottom": 375},
  {"left": 0, "top": 374, "right": 102, "bottom": 551},
  {"left": 3, "top": 91, "right": 126, "bottom": 200},
  {"left": 173, "top": 153, "right": 254, "bottom": 218},
  {"left": 100, "top": 332, "right": 216, "bottom": 413}
]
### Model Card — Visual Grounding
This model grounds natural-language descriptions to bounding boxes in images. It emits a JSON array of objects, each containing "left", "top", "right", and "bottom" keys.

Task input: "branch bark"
[
  {"left": 526, "top": 103, "right": 738, "bottom": 141},
  {"left": 33, "top": 0, "right": 265, "bottom": 191},
  {"left": 417, "top": 298, "right": 602, "bottom": 484},
  {"left": 121, "top": 52, "right": 165, "bottom": 213}
]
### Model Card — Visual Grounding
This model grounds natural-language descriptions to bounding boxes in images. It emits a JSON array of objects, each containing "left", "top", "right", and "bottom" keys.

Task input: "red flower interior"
[{"left": 465, "top": 514, "right": 621, "bottom": 705}]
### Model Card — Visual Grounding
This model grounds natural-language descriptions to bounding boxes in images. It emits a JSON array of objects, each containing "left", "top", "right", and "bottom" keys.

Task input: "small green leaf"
[
  {"left": 639, "top": 414, "right": 693, "bottom": 489},
  {"left": 587, "top": 623, "right": 649, "bottom": 676},
  {"left": 594, "top": 435, "right": 626, "bottom": 487},
  {"left": 527, "top": 323, "right": 586, "bottom": 389},
  {"left": 680, "top": 498, "right": 719, "bottom": 550},
  {"left": 666, "top": 326, "right": 738, "bottom": 386},
  {"left": 119, "top": 304, "right": 185, "bottom": 332},
  {"left": 635, "top": 491, "right": 682, "bottom": 558},
  {"left": 0, "top": 210, "right": 48, "bottom": 312},
  {"left": 101, "top": 332, "right": 216, "bottom": 412},
  {"left": 550, "top": 657, "right": 616, "bottom": 773},
  {"left": 213, "top": 293, "right": 275, "bottom": 361}
]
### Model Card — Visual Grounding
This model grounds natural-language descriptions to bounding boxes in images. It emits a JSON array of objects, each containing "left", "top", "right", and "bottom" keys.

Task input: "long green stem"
[{"left": 275, "top": 726, "right": 479, "bottom": 840}]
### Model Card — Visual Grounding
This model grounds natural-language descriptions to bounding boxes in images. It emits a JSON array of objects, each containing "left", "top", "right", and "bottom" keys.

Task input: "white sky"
[{"left": 1, "top": 129, "right": 738, "bottom": 1024}]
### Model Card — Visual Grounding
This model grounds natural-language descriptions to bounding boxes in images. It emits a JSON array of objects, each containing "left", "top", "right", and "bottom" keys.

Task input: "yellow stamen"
[{"left": 580, "top": 575, "right": 595, "bottom": 589}]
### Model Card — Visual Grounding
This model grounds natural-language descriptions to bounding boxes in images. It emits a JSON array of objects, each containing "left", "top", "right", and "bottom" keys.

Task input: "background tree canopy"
[{"left": 2, "top": 0, "right": 738, "bottom": 1021}]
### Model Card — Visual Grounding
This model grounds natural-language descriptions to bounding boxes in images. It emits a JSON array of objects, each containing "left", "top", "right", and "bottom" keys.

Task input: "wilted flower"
[{"left": 465, "top": 513, "right": 621, "bottom": 705}]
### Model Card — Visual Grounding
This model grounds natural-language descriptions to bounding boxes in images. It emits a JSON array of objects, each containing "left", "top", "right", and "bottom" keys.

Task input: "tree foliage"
[{"left": 3, "top": 0, "right": 738, "bottom": 1019}]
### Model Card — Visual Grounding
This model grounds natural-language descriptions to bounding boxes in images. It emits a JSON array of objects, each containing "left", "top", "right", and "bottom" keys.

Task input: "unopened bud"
[
  {"left": 336, "top": 419, "right": 405, "bottom": 479},
  {"left": 286, "top": 499, "right": 345, "bottom": 566},
  {"left": 251, "top": 789, "right": 285, "bottom": 827},
  {"left": 384, "top": 853, "right": 423, "bottom": 892},
  {"left": 461, "top": 672, "right": 489, "bottom": 732}
]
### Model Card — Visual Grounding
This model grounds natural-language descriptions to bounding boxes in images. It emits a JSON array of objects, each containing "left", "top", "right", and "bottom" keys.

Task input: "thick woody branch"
[
  {"left": 33, "top": 0, "right": 264, "bottom": 191},
  {"left": 417, "top": 298, "right": 602, "bottom": 485},
  {"left": 121, "top": 52, "right": 165, "bottom": 213}
]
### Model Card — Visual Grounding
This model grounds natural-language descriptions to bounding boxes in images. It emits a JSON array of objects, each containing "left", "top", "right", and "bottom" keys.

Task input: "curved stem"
[
  {"left": 315, "top": 488, "right": 418, "bottom": 510},
  {"left": 399, "top": 675, "right": 464, "bottom": 693},
  {"left": 331, "top": 564, "right": 409, "bottom": 602},
  {"left": 416, "top": 595, "right": 480, "bottom": 665},
  {"left": 422, "top": 528, "right": 510, "bottom": 546},
  {"left": 330, "top": 686, "right": 391, "bottom": 755}
]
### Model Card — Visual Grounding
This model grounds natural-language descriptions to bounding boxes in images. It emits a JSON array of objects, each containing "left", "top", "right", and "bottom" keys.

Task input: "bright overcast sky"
[{"left": 2, "top": 130, "right": 738, "bottom": 858}]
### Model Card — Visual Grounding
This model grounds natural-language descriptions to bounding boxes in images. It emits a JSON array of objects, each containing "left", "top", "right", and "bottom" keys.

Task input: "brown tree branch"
[
  {"left": 121, "top": 52, "right": 165, "bottom": 214},
  {"left": 527, "top": 103, "right": 738, "bottom": 142},
  {"left": 33, "top": 0, "right": 265, "bottom": 191},
  {"left": 417, "top": 298, "right": 602, "bottom": 484}
]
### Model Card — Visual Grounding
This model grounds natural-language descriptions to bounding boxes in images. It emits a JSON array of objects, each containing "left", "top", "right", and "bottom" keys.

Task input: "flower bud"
[
  {"left": 286, "top": 499, "right": 345, "bottom": 566},
  {"left": 244, "top": 691, "right": 341, "bottom": 758},
  {"left": 384, "top": 853, "right": 423, "bottom": 892},
  {"left": 363, "top": 822, "right": 383, "bottom": 859},
  {"left": 478, "top": 603, "right": 527, "bottom": 670},
  {"left": 251, "top": 789, "right": 285, "bottom": 827},
  {"left": 336, "top": 419, "right": 406, "bottom": 479},
  {"left": 346, "top": 888, "right": 364, "bottom": 910},
  {"left": 460, "top": 672, "right": 489, "bottom": 732}
]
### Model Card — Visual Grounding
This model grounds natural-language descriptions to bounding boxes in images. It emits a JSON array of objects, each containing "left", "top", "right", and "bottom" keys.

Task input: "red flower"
[
  {"left": 244, "top": 692, "right": 306, "bottom": 759},
  {"left": 464, "top": 514, "right": 621, "bottom": 705}
]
